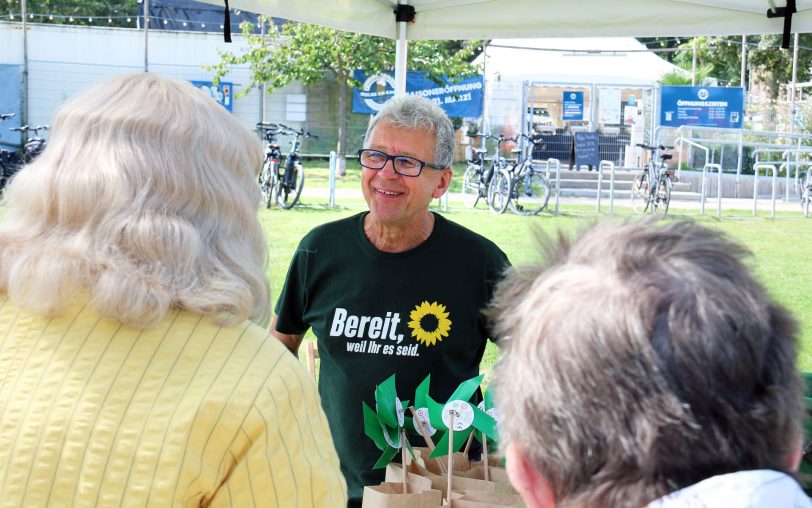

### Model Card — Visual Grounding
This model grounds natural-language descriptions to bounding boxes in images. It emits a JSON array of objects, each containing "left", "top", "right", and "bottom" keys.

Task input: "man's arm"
[{"left": 269, "top": 314, "right": 305, "bottom": 356}]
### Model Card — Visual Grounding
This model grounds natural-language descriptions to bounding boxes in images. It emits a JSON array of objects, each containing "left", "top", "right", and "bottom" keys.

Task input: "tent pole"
[{"left": 394, "top": 1, "right": 410, "bottom": 97}]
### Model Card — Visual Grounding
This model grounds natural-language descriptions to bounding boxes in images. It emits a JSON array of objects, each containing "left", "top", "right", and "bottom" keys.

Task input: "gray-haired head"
[
  {"left": 364, "top": 95, "right": 455, "bottom": 169},
  {"left": 490, "top": 219, "right": 803, "bottom": 507}
]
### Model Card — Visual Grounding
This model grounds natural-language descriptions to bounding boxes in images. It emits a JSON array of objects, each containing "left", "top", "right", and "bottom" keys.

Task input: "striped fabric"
[{"left": 0, "top": 294, "right": 347, "bottom": 507}]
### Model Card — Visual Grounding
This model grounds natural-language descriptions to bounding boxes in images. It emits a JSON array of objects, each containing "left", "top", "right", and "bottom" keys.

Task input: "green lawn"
[{"left": 267, "top": 165, "right": 812, "bottom": 374}]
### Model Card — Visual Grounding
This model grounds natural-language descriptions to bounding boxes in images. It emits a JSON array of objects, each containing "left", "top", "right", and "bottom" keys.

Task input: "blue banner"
[
  {"left": 660, "top": 85, "right": 743, "bottom": 129},
  {"left": 352, "top": 71, "right": 483, "bottom": 117},
  {"left": 563, "top": 91, "right": 584, "bottom": 121},
  {"left": 0, "top": 64, "right": 21, "bottom": 149},
  {"left": 190, "top": 80, "right": 233, "bottom": 112}
]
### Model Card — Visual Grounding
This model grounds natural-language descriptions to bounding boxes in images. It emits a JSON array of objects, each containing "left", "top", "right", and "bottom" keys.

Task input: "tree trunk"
[{"left": 336, "top": 77, "right": 350, "bottom": 177}]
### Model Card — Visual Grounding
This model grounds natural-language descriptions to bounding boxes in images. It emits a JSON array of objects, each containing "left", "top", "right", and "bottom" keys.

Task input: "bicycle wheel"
[
  {"left": 508, "top": 166, "right": 551, "bottom": 215},
  {"left": 653, "top": 176, "right": 672, "bottom": 217},
  {"left": 259, "top": 159, "right": 276, "bottom": 209},
  {"left": 487, "top": 168, "right": 511, "bottom": 215},
  {"left": 462, "top": 164, "right": 482, "bottom": 208},
  {"left": 276, "top": 162, "right": 305, "bottom": 209},
  {"left": 630, "top": 173, "right": 650, "bottom": 214}
]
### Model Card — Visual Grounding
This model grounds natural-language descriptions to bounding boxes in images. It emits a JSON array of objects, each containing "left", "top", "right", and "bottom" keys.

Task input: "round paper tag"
[
  {"left": 381, "top": 422, "right": 402, "bottom": 449},
  {"left": 486, "top": 407, "right": 499, "bottom": 423},
  {"left": 395, "top": 397, "right": 405, "bottom": 427},
  {"left": 441, "top": 400, "right": 474, "bottom": 431},
  {"left": 414, "top": 407, "right": 436, "bottom": 436}
]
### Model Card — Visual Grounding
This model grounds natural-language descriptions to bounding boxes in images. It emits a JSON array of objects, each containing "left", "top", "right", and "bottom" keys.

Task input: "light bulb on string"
[
  {"left": 108, "top": 18, "right": 112, "bottom": 23},
  {"left": 163, "top": 19, "right": 168, "bottom": 24},
  {"left": 201, "top": 23, "right": 205, "bottom": 28},
  {"left": 127, "top": 17, "right": 131, "bottom": 22},
  {"left": 29, "top": 13, "right": 33, "bottom": 19},
  {"left": 9, "top": 14, "right": 14, "bottom": 20},
  {"left": 69, "top": 16, "right": 74, "bottom": 22},
  {"left": 88, "top": 17, "right": 93, "bottom": 22},
  {"left": 49, "top": 15, "right": 53, "bottom": 20},
  {"left": 182, "top": 21, "right": 187, "bottom": 27}
]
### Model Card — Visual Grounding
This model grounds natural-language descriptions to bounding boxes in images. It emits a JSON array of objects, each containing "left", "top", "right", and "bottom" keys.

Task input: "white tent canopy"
[
  {"left": 203, "top": 0, "right": 811, "bottom": 92},
  {"left": 481, "top": 38, "right": 681, "bottom": 86},
  {"left": 207, "top": 0, "right": 812, "bottom": 39}
]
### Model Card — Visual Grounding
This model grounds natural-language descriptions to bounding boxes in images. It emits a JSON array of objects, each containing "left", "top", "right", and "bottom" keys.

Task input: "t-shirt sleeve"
[
  {"left": 484, "top": 245, "right": 511, "bottom": 345},
  {"left": 209, "top": 354, "right": 348, "bottom": 507},
  {"left": 274, "top": 244, "right": 311, "bottom": 335}
]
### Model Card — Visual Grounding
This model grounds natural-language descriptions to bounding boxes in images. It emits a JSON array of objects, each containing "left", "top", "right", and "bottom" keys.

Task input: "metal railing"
[
  {"left": 595, "top": 160, "right": 616, "bottom": 214},
  {"left": 701, "top": 163, "right": 723, "bottom": 218},
  {"left": 752, "top": 163, "right": 779, "bottom": 218}
]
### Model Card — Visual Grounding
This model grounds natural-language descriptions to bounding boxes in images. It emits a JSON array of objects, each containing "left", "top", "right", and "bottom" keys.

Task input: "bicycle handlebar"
[
  {"left": 10, "top": 124, "right": 49, "bottom": 134},
  {"left": 278, "top": 123, "right": 318, "bottom": 140},
  {"left": 0, "top": 113, "right": 14, "bottom": 120},
  {"left": 636, "top": 143, "right": 673, "bottom": 151}
]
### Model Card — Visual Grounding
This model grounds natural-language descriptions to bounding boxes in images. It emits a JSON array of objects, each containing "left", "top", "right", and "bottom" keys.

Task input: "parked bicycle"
[
  {"left": 10, "top": 123, "right": 49, "bottom": 163},
  {"left": 1, "top": 113, "right": 23, "bottom": 198},
  {"left": 800, "top": 168, "right": 812, "bottom": 217},
  {"left": 461, "top": 133, "right": 507, "bottom": 212},
  {"left": 256, "top": 122, "right": 283, "bottom": 208},
  {"left": 498, "top": 133, "right": 551, "bottom": 215},
  {"left": 256, "top": 122, "right": 317, "bottom": 209},
  {"left": 630, "top": 143, "right": 674, "bottom": 217}
]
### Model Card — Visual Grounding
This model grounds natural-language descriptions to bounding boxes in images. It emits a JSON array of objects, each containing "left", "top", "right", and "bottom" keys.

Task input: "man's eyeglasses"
[{"left": 357, "top": 149, "right": 444, "bottom": 177}]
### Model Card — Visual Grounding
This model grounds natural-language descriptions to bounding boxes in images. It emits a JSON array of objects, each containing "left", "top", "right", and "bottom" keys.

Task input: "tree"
[{"left": 211, "top": 18, "right": 483, "bottom": 173}]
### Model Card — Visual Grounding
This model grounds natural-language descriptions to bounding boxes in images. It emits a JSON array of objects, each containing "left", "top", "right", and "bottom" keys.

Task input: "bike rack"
[
  {"left": 547, "top": 158, "right": 561, "bottom": 214},
  {"left": 595, "top": 160, "right": 616, "bottom": 214},
  {"left": 700, "top": 163, "right": 723, "bottom": 218},
  {"left": 675, "top": 136, "right": 710, "bottom": 180},
  {"left": 328, "top": 151, "right": 337, "bottom": 209},
  {"left": 752, "top": 163, "right": 778, "bottom": 218}
]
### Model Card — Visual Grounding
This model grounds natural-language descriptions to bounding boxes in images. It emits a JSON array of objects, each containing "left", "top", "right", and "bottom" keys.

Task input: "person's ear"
[
  {"left": 431, "top": 167, "right": 453, "bottom": 199},
  {"left": 505, "top": 442, "right": 557, "bottom": 508},
  {"left": 787, "top": 434, "right": 803, "bottom": 473}
]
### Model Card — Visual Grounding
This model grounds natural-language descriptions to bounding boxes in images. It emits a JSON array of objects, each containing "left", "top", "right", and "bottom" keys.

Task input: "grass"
[{"left": 267, "top": 164, "right": 812, "bottom": 374}]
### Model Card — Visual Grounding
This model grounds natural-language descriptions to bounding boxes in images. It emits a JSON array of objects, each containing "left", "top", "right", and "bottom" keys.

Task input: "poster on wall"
[
  {"left": 352, "top": 70, "right": 483, "bottom": 117},
  {"left": 598, "top": 89, "right": 621, "bottom": 125},
  {"left": 660, "top": 85, "right": 743, "bottom": 129},
  {"left": 562, "top": 91, "right": 585, "bottom": 121},
  {"left": 190, "top": 80, "right": 233, "bottom": 112}
]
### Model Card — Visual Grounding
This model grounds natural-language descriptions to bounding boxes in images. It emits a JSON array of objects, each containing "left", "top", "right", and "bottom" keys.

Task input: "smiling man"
[{"left": 270, "top": 95, "right": 510, "bottom": 506}]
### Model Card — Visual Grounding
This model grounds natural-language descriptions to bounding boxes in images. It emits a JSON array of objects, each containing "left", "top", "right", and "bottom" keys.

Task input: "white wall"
[{"left": 0, "top": 22, "right": 304, "bottom": 131}]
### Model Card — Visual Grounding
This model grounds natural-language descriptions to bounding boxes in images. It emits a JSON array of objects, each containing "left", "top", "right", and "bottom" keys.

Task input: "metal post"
[
  {"left": 143, "top": 0, "right": 149, "bottom": 73},
  {"left": 736, "top": 130, "right": 743, "bottom": 197},
  {"left": 329, "top": 151, "right": 337, "bottom": 208},
  {"left": 259, "top": 18, "right": 266, "bottom": 124},
  {"left": 21, "top": 0, "right": 28, "bottom": 126},
  {"left": 740, "top": 35, "right": 747, "bottom": 89},
  {"left": 692, "top": 38, "right": 698, "bottom": 86},
  {"left": 394, "top": 2, "right": 408, "bottom": 97},
  {"left": 788, "top": 32, "right": 799, "bottom": 202}
]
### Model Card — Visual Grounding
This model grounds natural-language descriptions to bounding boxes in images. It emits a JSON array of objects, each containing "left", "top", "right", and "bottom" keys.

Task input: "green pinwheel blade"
[
  {"left": 448, "top": 374, "right": 484, "bottom": 403},
  {"left": 373, "top": 445, "right": 399, "bottom": 469},
  {"left": 452, "top": 428, "right": 472, "bottom": 453},
  {"left": 483, "top": 385, "right": 495, "bottom": 411},
  {"left": 363, "top": 402, "right": 387, "bottom": 451},
  {"left": 414, "top": 374, "right": 431, "bottom": 408},
  {"left": 383, "top": 421, "right": 401, "bottom": 449},
  {"left": 428, "top": 430, "right": 450, "bottom": 459},
  {"left": 426, "top": 394, "right": 448, "bottom": 432},
  {"left": 471, "top": 404, "right": 498, "bottom": 444},
  {"left": 375, "top": 374, "right": 399, "bottom": 428},
  {"left": 404, "top": 435, "right": 416, "bottom": 462},
  {"left": 404, "top": 416, "right": 417, "bottom": 435}
]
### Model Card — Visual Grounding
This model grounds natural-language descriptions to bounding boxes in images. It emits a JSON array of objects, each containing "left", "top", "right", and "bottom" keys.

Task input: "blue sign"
[
  {"left": 190, "top": 80, "right": 233, "bottom": 112},
  {"left": 660, "top": 85, "right": 743, "bottom": 129},
  {"left": 352, "top": 70, "right": 484, "bottom": 117},
  {"left": 563, "top": 91, "right": 584, "bottom": 121}
]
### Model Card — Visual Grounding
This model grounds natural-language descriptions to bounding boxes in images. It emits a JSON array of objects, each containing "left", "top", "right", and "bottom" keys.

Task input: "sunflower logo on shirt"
[{"left": 407, "top": 301, "right": 451, "bottom": 347}]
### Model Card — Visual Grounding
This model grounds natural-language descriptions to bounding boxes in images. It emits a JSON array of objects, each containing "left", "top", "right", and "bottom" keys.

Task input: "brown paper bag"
[
  {"left": 449, "top": 490, "right": 524, "bottom": 507},
  {"left": 411, "top": 446, "right": 470, "bottom": 472},
  {"left": 395, "top": 462, "right": 504, "bottom": 499},
  {"left": 457, "top": 466, "right": 515, "bottom": 494},
  {"left": 362, "top": 482, "right": 443, "bottom": 508}
]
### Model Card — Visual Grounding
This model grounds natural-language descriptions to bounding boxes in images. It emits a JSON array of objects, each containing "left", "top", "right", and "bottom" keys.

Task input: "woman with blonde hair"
[{"left": 0, "top": 73, "right": 346, "bottom": 507}]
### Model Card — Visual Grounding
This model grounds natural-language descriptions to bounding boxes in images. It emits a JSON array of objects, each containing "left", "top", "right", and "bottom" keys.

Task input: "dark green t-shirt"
[{"left": 274, "top": 212, "right": 509, "bottom": 502}]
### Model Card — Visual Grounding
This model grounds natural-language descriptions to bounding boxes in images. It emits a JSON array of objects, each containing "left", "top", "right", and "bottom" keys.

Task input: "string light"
[{"left": 3, "top": 10, "right": 257, "bottom": 32}]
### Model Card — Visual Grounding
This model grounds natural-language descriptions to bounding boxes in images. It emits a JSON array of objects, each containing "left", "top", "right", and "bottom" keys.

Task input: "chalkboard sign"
[{"left": 572, "top": 131, "right": 600, "bottom": 169}]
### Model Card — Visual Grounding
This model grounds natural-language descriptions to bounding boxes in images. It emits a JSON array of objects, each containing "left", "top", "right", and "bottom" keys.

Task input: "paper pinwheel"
[
  {"left": 362, "top": 374, "right": 414, "bottom": 469},
  {"left": 475, "top": 384, "right": 499, "bottom": 447},
  {"left": 425, "top": 374, "right": 498, "bottom": 459}
]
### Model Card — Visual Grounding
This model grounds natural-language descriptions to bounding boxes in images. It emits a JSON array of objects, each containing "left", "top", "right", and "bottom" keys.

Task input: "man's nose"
[{"left": 379, "top": 158, "right": 399, "bottom": 178}]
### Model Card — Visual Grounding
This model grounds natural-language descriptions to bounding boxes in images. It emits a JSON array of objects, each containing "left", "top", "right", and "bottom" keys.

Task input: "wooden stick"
[
  {"left": 462, "top": 430, "right": 475, "bottom": 456},
  {"left": 409, "top": 407, "right": 447, "bottom": 473},
  {"left": 483, "top": 432, "right": 489, "bottom": 482},
  {"left": 447, "top": 411, "right": 455, "bottom": 507},
  {"left": 401, "top": 429, "right": 408, "bottom": 494}
]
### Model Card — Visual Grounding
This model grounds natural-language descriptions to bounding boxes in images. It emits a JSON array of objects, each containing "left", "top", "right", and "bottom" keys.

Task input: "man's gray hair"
[
  {"left": 364, "top": 95, "right": 455, "bottom": 169},
  {"left": 490, "top": 220, "right": 803, "bottom": 507}
]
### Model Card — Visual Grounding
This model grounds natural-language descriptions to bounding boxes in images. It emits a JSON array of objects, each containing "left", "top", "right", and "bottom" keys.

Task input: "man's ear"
[
  {"left": 431, "top": 168, "right": 453, "bottom": 199},
  {"left": 787, "top": 434, "right": 803, "bottom": 473},
  {"left": 505, "top": 442, "right": 557, "bottom": 508}
]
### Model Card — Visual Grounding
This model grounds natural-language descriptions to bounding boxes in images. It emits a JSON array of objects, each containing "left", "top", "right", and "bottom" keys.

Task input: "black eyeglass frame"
[{"left": 357, "top": 148, "right": 445, "bottom": 177}]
